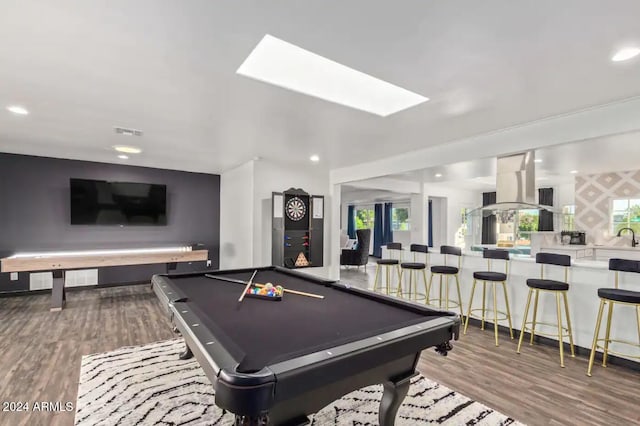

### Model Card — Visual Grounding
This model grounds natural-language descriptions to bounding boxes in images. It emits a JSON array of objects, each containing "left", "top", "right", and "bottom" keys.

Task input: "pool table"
[{"left": 152, "top": 266, "right": 460, "bottom": 426}]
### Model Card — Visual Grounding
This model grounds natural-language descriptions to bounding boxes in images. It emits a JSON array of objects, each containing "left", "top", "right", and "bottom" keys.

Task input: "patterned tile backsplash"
[{"left": 575, "top": 170, "right": 640, "bottom": 245}]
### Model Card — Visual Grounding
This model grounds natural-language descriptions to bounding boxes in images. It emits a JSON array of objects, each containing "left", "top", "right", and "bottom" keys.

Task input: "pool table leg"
[
  {"left": 379, "top": 375, "right": 412, "bottom": 426},
  {"left": 435, "top": 341, "right": 453, "bottom": 356},
  {"left": 179, "top": 344, "right": 194, "bottom": 360}
]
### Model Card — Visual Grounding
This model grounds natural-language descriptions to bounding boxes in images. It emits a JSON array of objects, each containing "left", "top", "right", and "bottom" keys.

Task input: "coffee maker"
[{"left": 561, "top": 231, "right": 586, "bottom": 245}]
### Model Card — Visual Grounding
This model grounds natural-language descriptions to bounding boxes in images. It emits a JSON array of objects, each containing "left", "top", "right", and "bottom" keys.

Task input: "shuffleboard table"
[{"left": 1, "top": 248, "right": 209, "bottom": 311}]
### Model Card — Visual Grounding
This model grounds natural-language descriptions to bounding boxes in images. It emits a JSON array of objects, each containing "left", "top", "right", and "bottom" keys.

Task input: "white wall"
[
  {"left": 219, "top": 159, "right": 332, "bottom": 277},
  {"left": 252, "top": 159, "right": 332, "bottom": 277},
  {"left": 219, "top": 161, "right": 255, "bottom": 269},
  {"left": 340, "top": 202, "right": 348, "bottom": 233},
  {"left": 424, "top": 184, "right": 480, "bottom": 247},
  {"left": 392, "top": 230, "right": 411, "bottom": 247},
  {"left": 410, "top": 192, "right": 426, "bottom": 244},
  {"left": 428, "top": 196, "right": 447, "bottom": 248},
  {"left": 555, "top": 182, "right": 575, "bottom": 208}
]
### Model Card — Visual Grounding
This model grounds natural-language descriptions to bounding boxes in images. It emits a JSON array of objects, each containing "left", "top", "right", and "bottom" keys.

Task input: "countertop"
[
  {"left": 462, "top": 248, "right": 610, "bottom": 269},
  {"left": 541, "top": 244, "right": 640, "bottom": 251},
  {"left": 540, "top": 245, "right": 590, "bottom": 250},
  {"left": 590, "top": 245, "right": 640, "bottom": 252}
]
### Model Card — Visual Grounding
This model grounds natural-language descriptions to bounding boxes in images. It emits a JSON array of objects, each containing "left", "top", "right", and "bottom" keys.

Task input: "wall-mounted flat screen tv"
[{"left": 70, "top": 178, "right": 167, "bottom": 225}]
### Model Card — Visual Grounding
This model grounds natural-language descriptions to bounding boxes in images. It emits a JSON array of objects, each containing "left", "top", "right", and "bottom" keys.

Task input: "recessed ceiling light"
[
  {"left": 6, "top": 105, "right": 29, "bottom": 115},
  {"left": 569, "top": 170, "right": 578, "bottom": 174},
  {"left": 612, "top": 47, "right": 640, "bottom": 62},
  {"left": 309, "top": 155, "right": 320, "bottom": 162},
  {"left": 117, "top": 154, "right": 129, "bottom": 160},
  {"left": 237, "top": 34, "right": 429, "bottom": 117},
  {"left": 434, "top": 173, "right": 443, "bottom": 178},
  {"left": 113, "top": 145, "right": 142, "bottom": 154},
  {"left": 534, "top": 159, "right": 543, "bottom": 163}
]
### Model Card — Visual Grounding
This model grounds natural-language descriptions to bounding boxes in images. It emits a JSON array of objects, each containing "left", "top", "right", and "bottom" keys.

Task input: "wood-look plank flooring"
[
  {"left": 0, "top": 270, "right": 637, "bottom": 426},
  {"left": 0, "top": 285, "right": 173, "bottom": 426}
]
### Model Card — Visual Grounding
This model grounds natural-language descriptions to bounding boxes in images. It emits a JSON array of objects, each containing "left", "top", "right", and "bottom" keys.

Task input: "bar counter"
[{"left": 385, "top": 247, "right": 640, "bottom": 364}]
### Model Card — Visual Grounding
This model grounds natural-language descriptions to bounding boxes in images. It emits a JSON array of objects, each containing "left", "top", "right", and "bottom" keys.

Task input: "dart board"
[{"left": 285, "top": 197, "right": 307, "bottom": 221}]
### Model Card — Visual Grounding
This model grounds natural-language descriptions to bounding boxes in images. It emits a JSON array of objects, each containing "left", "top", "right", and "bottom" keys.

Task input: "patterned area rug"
[{"left": 75, "top": 339, "right": 523, "bottom": 426}]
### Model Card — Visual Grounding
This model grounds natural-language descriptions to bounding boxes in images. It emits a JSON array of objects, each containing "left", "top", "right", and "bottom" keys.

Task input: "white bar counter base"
[
  {"left": 539, "top": 245, "right": 594, "bottom": 260},
  {"left": 381, "top": 246, "right": 640, "bottom": 364}
]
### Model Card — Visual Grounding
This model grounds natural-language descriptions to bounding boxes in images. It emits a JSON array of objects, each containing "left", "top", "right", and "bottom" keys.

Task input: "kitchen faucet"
[{"left": 617, "top": 227, "right": 638, "bottom": 247}]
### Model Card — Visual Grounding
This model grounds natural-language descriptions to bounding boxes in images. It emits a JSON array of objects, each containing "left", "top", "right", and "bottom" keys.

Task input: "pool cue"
[
  {"left": 238, "top": 270, "right": 257, "bottom": 302},
  {"left": 206, "top": 274, "right": 324, "bottom": 299},
  {"left": 276, "top": 286, "right": 324, "bottom": 299}
]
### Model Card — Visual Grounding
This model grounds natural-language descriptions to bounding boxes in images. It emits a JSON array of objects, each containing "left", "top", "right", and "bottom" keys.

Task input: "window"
[
  {"left": 562, "top": 205, "right": 575, "bottom": 231},
  {"left": 611, "top": 198, "right": 640, "bottom": 234},
  {"left": 391, "top": 207, "right": 410, "bottom": 231},
  {"left": 517, "top": 209, "right": 539, "bottom": 243},
  {"left": 355, "top": 208, "right": 375, "bottom": 230}
]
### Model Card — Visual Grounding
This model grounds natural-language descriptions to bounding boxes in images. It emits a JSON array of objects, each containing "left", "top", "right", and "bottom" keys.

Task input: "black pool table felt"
[{"left": 175, "top": 270, "right": 430, "bottom": 373}]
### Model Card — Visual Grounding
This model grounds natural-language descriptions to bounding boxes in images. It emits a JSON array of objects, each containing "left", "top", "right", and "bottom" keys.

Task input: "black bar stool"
[
  {"left": 373, "top": 243, "right": 402, "bottom": 296},
  {"left": 399, "top": 244, "right": 429, "bottom": 302},
  {"left": 426, "top": 245, "right": 463, "bottom": 316},
  {"left": 464, "top": 249, "right": 514, "bottom": 346},
  {"left": 517, "top": 253, "right": 575, "bottom": 367},
  {"left": 587, "top": 258, "right": 640, "bottom": 376}
]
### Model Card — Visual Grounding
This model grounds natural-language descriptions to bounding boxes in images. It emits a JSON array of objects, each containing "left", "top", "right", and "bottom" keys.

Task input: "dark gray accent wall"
[{"left": 0, "top": 153, "right": 220, "bottom": 292}]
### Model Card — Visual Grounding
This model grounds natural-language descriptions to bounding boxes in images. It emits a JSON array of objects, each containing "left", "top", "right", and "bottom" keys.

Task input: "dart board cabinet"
[{"left": 272, "top": 188, "right": 324, "bottom": 269}]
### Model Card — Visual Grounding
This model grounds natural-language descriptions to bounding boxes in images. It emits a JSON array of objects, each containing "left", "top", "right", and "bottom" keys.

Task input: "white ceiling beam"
[
  {"left": 330, "top": 96, "right": 640, "bottom": 184},
  {"left": 344, "top": 177, "right": 421, "bottom": 193}
]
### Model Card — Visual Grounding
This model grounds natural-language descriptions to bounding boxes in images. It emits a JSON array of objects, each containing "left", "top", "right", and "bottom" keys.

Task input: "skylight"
[{"left": 236, "top": 35, "right": 429, "bottom": 117}]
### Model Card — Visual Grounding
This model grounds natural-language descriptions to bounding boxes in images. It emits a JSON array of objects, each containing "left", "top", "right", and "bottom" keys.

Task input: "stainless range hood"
[
  {"left": 496, "top": 151, "right": 536, "bottom": 205},
  {"left": 469, "top": 151, "right": 558, "bottom": 219}
]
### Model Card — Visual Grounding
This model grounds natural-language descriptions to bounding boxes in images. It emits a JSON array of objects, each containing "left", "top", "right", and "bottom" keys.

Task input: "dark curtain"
[
  {"left": 347, "top": 205, "right": 356, "bottom": 239},
  {"left": 538, "top": 187, "right": 554, "bottom": 231},
  {"left": 481, "top": 192, "right": 497, "bottom": 244},
  {"left": 383, "top": 202, "right": 393, "bottom": 245},
  {"left": 373, "top": 203, "right": 383, "bottom": 257},
  {"left": 428, "top": 200, "right": 433, "bottom": 247}
]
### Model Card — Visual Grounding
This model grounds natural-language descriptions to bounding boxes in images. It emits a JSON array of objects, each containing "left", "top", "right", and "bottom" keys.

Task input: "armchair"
[{"left": 340, "top": 229, "right": 371, "bottom": 268}]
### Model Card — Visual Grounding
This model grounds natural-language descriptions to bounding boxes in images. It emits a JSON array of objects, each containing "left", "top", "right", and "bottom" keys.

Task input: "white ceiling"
[{"left": 1, "top": 1, "right": 640, "bottom": 174}]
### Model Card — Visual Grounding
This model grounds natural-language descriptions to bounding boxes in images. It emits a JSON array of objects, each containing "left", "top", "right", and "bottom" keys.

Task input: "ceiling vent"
[{"left": 114, "top": 127, "right": 143, "bottom": 137}]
